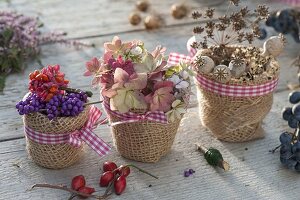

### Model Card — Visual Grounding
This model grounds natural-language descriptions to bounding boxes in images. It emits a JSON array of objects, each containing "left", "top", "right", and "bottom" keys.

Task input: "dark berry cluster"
[
  {"left": 279, "top": 132, "right": 300, "bottom": 171},
  {"left": 278, "top": 91, "right": 300, "bottom": 171},
  {"left": 16, "top": 93, "right": 45, "bottom": 115},
  {"left": 16, "top": 92, "right": 88, "bottom": 120},
  {"left": 266, "top": 9, "right": 300, "bottom": 43}
]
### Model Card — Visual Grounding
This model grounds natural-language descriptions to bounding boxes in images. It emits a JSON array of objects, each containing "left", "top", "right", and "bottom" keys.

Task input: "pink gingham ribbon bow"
[
  {"left": 24, "top": 106, "right": 111, "bottom": 157},
  {"left": 103, "top": 101, "right": 168, "bottom": 126},
  {"left": 167, "top": 36, "right": 279, "bottom": 97}
]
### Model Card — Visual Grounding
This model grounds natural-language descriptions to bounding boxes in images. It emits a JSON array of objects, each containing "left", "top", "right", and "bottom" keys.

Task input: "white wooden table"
[{"left": 1, "top": 0, "right": 300, "bottom": 199}]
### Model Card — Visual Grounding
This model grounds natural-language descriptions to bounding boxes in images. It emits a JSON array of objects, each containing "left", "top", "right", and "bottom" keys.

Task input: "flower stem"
[
  {"left": 269, "top": 144, "right": 282, "bottom": 153},
  {"left": 60, "top": 86, "right": 93, "bottom": 97},
  {"left": 29, "top": 184, "right": 109, "bottom": 200},
  {"left": 126, "top": 164, "right": 159, "bottom": 179},
  {"left": 84, "top": 101, "right": 103, "bottom": 106}
]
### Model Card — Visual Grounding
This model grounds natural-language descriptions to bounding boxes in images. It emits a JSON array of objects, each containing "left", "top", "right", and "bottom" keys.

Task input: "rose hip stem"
[
  {"left": 120, "top": 165, "right": 159, "bottom": 179},
  {"left": 29, "top": 184, "right": 109, "bottom": 200},
  {"left": 60, "top": 86, "right": 93, "bottom": 97},
  {"left": 195, "top": 143, "right": 230, "bottom": 171}
]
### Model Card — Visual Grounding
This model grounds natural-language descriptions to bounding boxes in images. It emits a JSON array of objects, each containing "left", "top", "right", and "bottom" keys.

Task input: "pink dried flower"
[
  {"left": 145, "top": 81, "right": 175, "bottom": 112},
  {"left": 108, "top": 56, "right": 135, "bottom": 76},
  {"left": 103, "top": 36, "right": 133, "bottom": 60},
  {"left": 84, "top": 57, "right": 101, "bottom": 76}
]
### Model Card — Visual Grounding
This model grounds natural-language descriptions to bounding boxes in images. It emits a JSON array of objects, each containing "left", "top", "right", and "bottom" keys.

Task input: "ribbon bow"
[
  {"left": 25, "top": 106, "right": 111, "bottom": 157},
  {"left": 103, "top": 101, "right": 168, "bottom": 126}
]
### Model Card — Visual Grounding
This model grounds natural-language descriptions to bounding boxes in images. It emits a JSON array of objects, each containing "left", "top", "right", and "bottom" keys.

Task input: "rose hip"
[
  {"left": 99, "top": 171, "right": 114, "bottom": 187},
  {"left": 78, "top": 186, "right": 95, "bottom": 199},
  {"left": 116, "top": 165, "right": 131, "bottom": 177},
  {"left": 114, "top": 175, "right": 127, "bottom": 195},
  {"left": 71, "top": 175, "right": 86, "bottom": 191},
  {"left": 103, "top": 161, "right": 118, "bottom": 172}
]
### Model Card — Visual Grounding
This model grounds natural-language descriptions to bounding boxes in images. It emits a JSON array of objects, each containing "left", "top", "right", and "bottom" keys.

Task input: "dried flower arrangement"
[
  {"left": 85, "top": 36, "right": 191, "bottom": 162},
  {"left": 167, "top": 0, "right": 287, "bottom": 142},
  {"left": 15, "top": 65, "right": 109, "bottom": 169},
  {"left": 85, "top": 36, "right": 191, "bottom": 123},
  {"left": 0, "top": 11, "right": 92, "bottom": 91},
  {"left": 190, "top": 0, "right": 285, "bottom": 84}
]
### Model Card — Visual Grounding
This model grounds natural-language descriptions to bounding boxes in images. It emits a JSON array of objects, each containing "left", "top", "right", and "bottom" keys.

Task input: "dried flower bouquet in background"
[{"left": 0, "top": 11, "right": 92, "bottom": 91}]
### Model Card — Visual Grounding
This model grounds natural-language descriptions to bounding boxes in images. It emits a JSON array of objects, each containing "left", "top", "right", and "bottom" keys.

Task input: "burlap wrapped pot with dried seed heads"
[
  {"left": 185, "top": 0, "right": 285, "bottom": 142},
  {"left": 194, "top": 45, "right": 280, "bottom": 142},
  {"left": 104, "top": 104, "right": 182, "bottom": 163},
  {"left": 23, "top": 106, "right": 90, "bottom": 169}
]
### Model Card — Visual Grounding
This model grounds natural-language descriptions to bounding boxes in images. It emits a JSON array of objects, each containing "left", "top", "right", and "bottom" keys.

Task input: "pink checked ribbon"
[
  {"left": 25, "top": 106, "right": 111, "bottom": 157},
  {"left": 167, "top": 36, "right": 279, "bottom": 97},
  {"left": 103, "top": 101, "right": 168, "bottom": 126}
]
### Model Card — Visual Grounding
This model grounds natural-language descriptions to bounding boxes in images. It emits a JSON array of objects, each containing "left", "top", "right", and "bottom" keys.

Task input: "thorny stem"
[
  {"left": 104, "top": 176, "right": 118, "bottom": 196},
  {"left": 29, "top": 184, "right": 110, "bottom": 199},
  {"left": 125, "top": 165, "right": 159, "bottom": 179}
]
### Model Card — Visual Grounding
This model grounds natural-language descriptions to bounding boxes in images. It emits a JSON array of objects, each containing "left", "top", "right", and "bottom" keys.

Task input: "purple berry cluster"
[
  {"left": 16, "top": 93, "right": 45, "bottom": 115},
  {"left": 183, "top": 169, "right": 195, "bottom": 177},
  {"left": 16, "top": 91, "right": 88, "bottom": 120}
]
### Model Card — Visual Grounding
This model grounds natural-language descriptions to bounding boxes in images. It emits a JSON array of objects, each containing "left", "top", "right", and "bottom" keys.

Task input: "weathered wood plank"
[
  {"left": 0, "top": 0, "right": 291, "bottom": 38},
  {"left": 0, "top": 89, "right": 298, "bottom": 200},
  {"left": 0, "top": 22, "right": 299, "bottom": 141}
]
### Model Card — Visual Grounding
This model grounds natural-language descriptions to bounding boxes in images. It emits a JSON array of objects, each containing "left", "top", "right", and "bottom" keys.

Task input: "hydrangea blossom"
[{"left": 85, "top": 36, "right": 191, "bottom": 120}]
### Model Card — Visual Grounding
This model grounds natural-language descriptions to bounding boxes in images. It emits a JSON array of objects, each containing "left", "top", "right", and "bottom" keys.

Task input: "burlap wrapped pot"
[
  {"left": 23, "top": 106, "right": 90, "bottom": 169},
  {"left": 195, "top": 46, "right": 279, "bottom": 142},
  {"left": 107, "top": 111, "right": 181, "bottom": 163},
  {"left": 197, "top": 83, "right": 274, "bottom": 142}
]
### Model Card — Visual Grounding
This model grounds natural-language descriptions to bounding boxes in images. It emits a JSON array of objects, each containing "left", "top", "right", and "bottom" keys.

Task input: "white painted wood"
[
  {"left": 0, "top": 90, "right": 299, "bottom": 200},
  {"left": 1, "top": 0, "right": 300, "bottom": 199}
]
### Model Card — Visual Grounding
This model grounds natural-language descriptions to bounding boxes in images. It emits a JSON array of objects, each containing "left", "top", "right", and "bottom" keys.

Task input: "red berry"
[
  {"left": 78, "top": 186, "right": 95, "bottom": 199},
  {"left": 103, "top": 161, "right": 118, "bottom": 172},
  {"left": 114, "top": 175, "right": 127, "bottom": 195},
  {"left": 117, "top": 165, "right": 131, "bottom": 177},
  {"left": 99, "top": 171, "right": 114, "bottom": 187},
  {"left": 71, "top": 175, "right": 86, "bottom": 191}
]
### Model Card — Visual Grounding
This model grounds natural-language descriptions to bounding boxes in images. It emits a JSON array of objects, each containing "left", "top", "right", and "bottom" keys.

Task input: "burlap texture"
[
  {"left": 23, "top": 106, "right": 90, "bottom": 169},
  {"left": 107, "top": 112, "right": 181, "bottom": 163},
  {"left": 196, "top": 84, "right": 273, "bottom": 142}
]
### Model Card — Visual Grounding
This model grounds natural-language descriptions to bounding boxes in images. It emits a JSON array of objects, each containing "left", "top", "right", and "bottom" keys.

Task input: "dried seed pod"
[
  {"left": 144, "top": 15, "right": 161, "bottom": 30},
  {"left": 266, "top": 59, "right": 279, "bottom": 71},
  {"left": 262, "top": 34, "right": 286, "bottom": 57},
  {"left": 228, "top": 59, "right": 246, "bottom": 78},
  {"left": 213, "top": 65, "right": 231, "bottom": 83},
  {"left": 193, "top": 55, "right": 215, "bottom": 74},
  {"left": 194, "top": 49, "right": 213, "bottom": 57},
  {"left": 129, "top": 12, "right": 141, "bottom": 25},
  {"left": 136, "top": 0, "right": 149, "bottom": 12},
  {"left": 171, "top": 4, "right": 188, "bottom": 19}
]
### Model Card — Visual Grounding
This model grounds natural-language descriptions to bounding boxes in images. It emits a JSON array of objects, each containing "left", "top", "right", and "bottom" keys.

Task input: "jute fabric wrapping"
[
  {"left": 23, "top": 106, "right": 90, "bottom": 169},
  {"left": 107, "top": 111, "right": 181, "bottom": 163},
  {"left": 192, "top": 44, "right": 279, "bottom": 142},
  {"left": 196, "top": 81, "right": 274, "bottom": 142}
]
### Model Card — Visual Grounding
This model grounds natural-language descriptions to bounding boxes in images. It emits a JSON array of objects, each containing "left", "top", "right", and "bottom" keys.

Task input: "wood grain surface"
[{"left": 0, "top": 0, "right": 299, "bottom": 199}]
